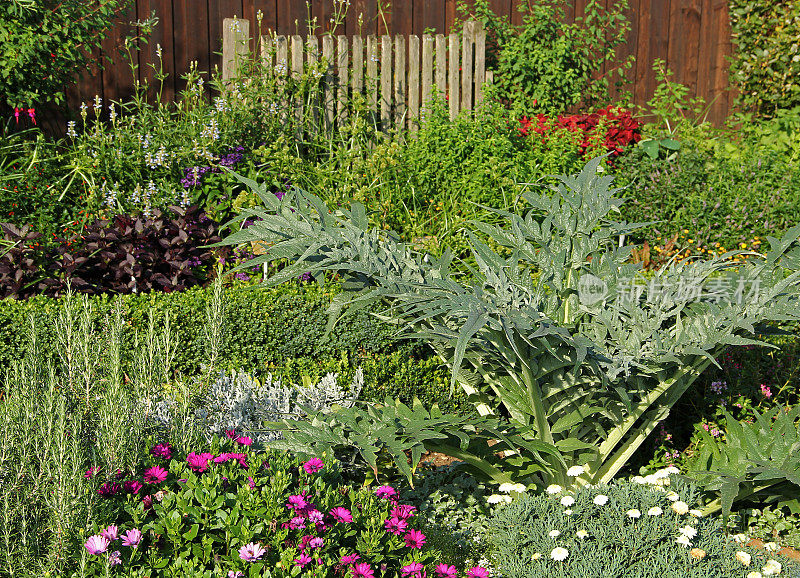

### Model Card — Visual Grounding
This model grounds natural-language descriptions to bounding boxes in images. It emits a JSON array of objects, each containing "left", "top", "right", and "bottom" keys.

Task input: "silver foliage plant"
[
  {"left": 216, "top": 157, "right": 800, "bottom": 489},
  {"left": 192, "top": 368, "right": 363, "bottom": 444}
]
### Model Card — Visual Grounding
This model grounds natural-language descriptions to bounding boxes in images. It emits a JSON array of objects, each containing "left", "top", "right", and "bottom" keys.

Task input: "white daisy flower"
[
  {"left": 498, "top": 483, "right": 516, "bottom": 493},
  {"left": 762, "top": 559, "right": 782, "bottom": 575},
  {"left": 546, "top": 484, "right": 563, "bottom": 495},
  {"left": 560, "top": 496, "right": 575, "bottom": 507},
  {"left": 563, "top": 509, "right": 574, "bottom": 516},
  {"left": 679, "top": 525, "right": 698, "bottom": 539},
  {"left": 764, "top": 542, "right": 779, "bottom": 552},
  {"left": 735, "top": 551, "right": 752, "bottom": 567},
  {"left": 551, "top": 547, "right": 569, "bottom": 561},
  {"left": 626, "top": 509, "right": 641, "bottom": 519},
  {"left": 647, "top": 506, "right": 663, "bottom": 516},
  {"left": 487, "top": 494, "right": 505, "bottom": 504},
  {"left": 676, "top": 535, "right": 692, "bottom": 547},
  {"left": 593, "top": 494, "right": 609, "bottom": 506},
  {"left": 689, "top": 509, "right": 703, "bottom": 518},
  {"left": 665, "top": 491, "right": 680, "bottom": 501},
  {"left": 747, "top": 572, "right": 764, "bottom": 578},
  {"left": 576, "top": 530, "right": 589, "bottom": 539},
  {"left": 567, "top": 465, "right": 587, "bottom": 477},
  {"left": 549, "top": 530, "right": 561, "bottom": 538},
  {"left": 632, "top": 476, "right": 647, "bottom": 484},
  {"left": 531, "top": 552, "right": 542, "bottom": 560},
  {"left": 672, "top": 501, "right": 689, "bottom": 515},
  {"left": 733, "top": 533, "right": 749, "bottom": 544}
]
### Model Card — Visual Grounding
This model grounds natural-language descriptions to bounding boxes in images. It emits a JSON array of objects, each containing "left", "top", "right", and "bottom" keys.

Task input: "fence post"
[
  {"left": 461, "top": 21, "right": 475, "bottom": 114},
  {"left": 222, "top": 17, "right": 250, "bottom": 81},
  {"left": 448, "top": 32, "right": 459, "bottom": 120},
  {"left": 408, "top": 35, "right": 420, "bottom": 134},
  {"left": 366, "top": 36, "right": 379, "bottom": 129},
  {"left": 291, "top": 35, "right": 304, "bottom": 142},
  {"left": 322, "top": 35, "right": 335, "bottom": 132},
  {"left": 381, "top": 36, "right": 392, "bottom": 133},
  {"left": 474, "top": 21, "right": 486, "bottom": 107},
  {"left": 394, "top": 35, "right": 406, "bottom": 131}
]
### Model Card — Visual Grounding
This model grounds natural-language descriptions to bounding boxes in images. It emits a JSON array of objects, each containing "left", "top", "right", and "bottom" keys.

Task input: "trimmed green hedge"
[{"left": 0, "top": 281, "right": 469, "bottom": 414}]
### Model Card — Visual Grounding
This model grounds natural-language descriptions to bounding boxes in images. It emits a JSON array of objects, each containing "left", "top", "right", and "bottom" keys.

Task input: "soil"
[{"left": 747, "top": 538, "right": 800, "bottom": 562}]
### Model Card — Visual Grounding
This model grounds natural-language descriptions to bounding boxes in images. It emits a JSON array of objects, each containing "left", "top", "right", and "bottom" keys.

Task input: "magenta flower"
[
  {"left": 248, "top": 476, "right": 255, "bottom": 489},
  {"left": 401, "top": 562, "right": 426, "bottom": 577},
  {"left": 97, "top": 481, "right": 121, "bottom": 497},
  {"left": 287, "top": 493, "right": 308, "bottom": 510},
  {"left": 308, "top": 536, "right": 324, "bottom": 549},
  {"left": 467, "top": 568, "right": 490, "bottom": 578},
  {"left": 101, "top": 524, "right": 119, "bottom": 541},
  {"left": 214, "top": 452, "right": 232, "bottom": 463},
  {"left": 150, "top": 442, "right": 173, "bottom": 460},
  {"left": 340, "top": 553, "right": 361, "bottom": 566},
  {"left": 760, "top": 383, "right": 773, "bottom": 398},
  {"left": 142, "top": 495, "right": 153, "bottom": 510},
  {"left": 187, "top": 452, "right": 214, "bottom": 473},
  {"left": 288, "top": 516, "right": 306, "bottom": 529},
  {"left": 121, "top": 528, "right": 142, "bottom": 547},
  {"left": 84, "top": 534, "right": 110, "bottom": 555},
  {"left": 303, "top": 457, "right": 324, "bottom": 474},
  {"left": 375, "top": 485, "right": 397, "bottom": 499},
  {"left": 84, "top": 466, "right": 100, "bottom": 479},
  {"left": 143, "top": 465, "right": 168, "bottom": 484},
  {"left": 384, "top": 517, "right": 408, "bottom": 535},
  {"left": 124, "top": 480, "right": 143, "bottom": 495},
  {"left": 391, "top": 504, "right": 417, "bottom": 520},
  {"left": 330, "top": 506, "right": 353, "bottom": 523},
  {"left": 435, "top": 564, "right": 457, "bottom": 578},
  {"left": 294, "top": 552, "right": 312, "bottom": 567},
  {"left": 404, "top": 529, "right": 426, "bottom": 549},
  {"left": 228, "top": 572, "right": 243, "bottom": 578},
  {"left": 236, "top": 436, "right": 252, "bottom": 446},
  {"left": 351, "top": 563, "right": 375, "bottom": 578},
  {"left": 307, "top": 509, "right": 324, "bottom": 524},
  {"left": 238, "top": 542, "right": 266, "bottom": 561}
]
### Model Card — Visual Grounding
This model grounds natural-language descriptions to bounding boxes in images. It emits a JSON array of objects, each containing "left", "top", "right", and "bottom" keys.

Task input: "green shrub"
[
  {"left": 0, "top": 281, "right": 466, "bottom": 413},
  {"left": 488, "top": 476, "right": 797, "bottom": 577}
]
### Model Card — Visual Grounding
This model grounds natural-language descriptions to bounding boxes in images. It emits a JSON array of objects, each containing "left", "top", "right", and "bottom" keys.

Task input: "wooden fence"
[
  {"left": 66, "top": 0, "right": 734, "bottom": 126},
  {"left": 222, "top": 18, "right": 490, "bottom": 134}
]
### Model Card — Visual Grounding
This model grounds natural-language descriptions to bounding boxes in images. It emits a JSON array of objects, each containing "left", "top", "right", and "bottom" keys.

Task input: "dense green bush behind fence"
[{"left": 0, "top": 281, "right": 468, "bottom": 414}]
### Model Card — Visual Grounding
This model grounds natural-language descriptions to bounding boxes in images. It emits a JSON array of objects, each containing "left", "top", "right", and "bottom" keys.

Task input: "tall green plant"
[{"left": 218, "top": 157, "right": 800, "bottom": 490}]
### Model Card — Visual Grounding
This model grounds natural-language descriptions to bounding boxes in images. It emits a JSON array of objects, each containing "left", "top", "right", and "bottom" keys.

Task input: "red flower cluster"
[{"left": 518, "top": 105, "right": 641, "bottom": 157}]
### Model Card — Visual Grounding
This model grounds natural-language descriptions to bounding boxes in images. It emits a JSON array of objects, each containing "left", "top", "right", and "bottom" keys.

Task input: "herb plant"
[{"left": 219, "top": 157, "right": 800, "bottom": 491}]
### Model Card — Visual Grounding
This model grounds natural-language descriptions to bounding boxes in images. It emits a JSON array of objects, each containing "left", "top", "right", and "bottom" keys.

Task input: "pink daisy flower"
[
  {"left": 186, "top": 452, "right": 214, "bottom": 473},
  {"left": 238, "top": 542, "right": 266, "bottom": 561},
  {"left": 121, "top": 528, "right": 142, "bottom": 547},
  {"left": 435, "top": 564, "right": 457, "bottom": 578},
  {"left": 401, "top": 562, "right": 426, "bottom": 577},
  {"left": 143, "top": 465, "right": 168, "bottom": 484},
  {"left": 330, "top": 506, "right": 353, "bottom": 523},
  {"left": 351, "top": 563, "right": 375, "bottom": 578},
  {"left": 84, "top": 534, "right": 110, "bottom": 555},
  {"left": 384, "top": 516, "right": 408, "bottom": 535},
  {"left": 404, "top": 529, "right": 426, "bottom": 549},
  {"left": 375, "top": 485, "right": 397, "bottom": 499},
  {"left": 303, "top": 457, "right": 324, "bottom": 474},
  {"left": 101, "top": 525, "right": 119, "bottom": 541},
  {"left": 467, "top": 568, "right": 490, "bottom": 578}
]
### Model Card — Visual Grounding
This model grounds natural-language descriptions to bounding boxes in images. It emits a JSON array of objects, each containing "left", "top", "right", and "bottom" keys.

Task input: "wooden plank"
[
  {"left": 277, "top": 0, "right": 306, "bottom": 35},
  {"left": 292, "top": 35, "right": 304, "bottom": 137},
  {"left": 696, "top": 0, "right": 712, "bottom": 114},
  {"left": 435, "top": 33, "right": 447, "bottom": 99},
  {"left": 408, "top": 35, "right": 420, "bottom": 133},
  {"left": 448, "top": 32, "right": 460, "bottom": 119},
  {"left": 352, "top": 35, "right": 364, "bottom": 96},
  {"left": 667, "top": 0, "right": 701, "bottom": 97},
  {"left": 366, "top": 35, "right": 379, "bottom": 122},
  {"left": 222, "top": 17, "right": 250, "bottom": 80},
  {"left": 474, "top": 21, "right": 486, "bottom": 107},
  {"left": 323, "top": 35, "right": 336, "bottom": 130},
  {"left": 394, "top": 35, "right": 407, "bottom": 130},
  {"left": 275, "top": 35, "right": 289, "bottom": 126},
  {"left": 101, "top": 6, "right": 136, "bottom": 105},
  {"left": 461, "top": 21, "right": 474, "bottom": 113},
  {"left": 392, "top": 0, "right": 413, "bottom": 37},
  {"left": 610, "top": 0, "right": 640, "bottom": 102},
  {"left": 634, "top": 0, "right": 652, "bottom": 108},
  {"left": 381, "top": 35, "right": 392, "bottom": 132},
  {"left": 350, "top": 0, "right": 378, "bottom": 36},
  {"left": 174, "top": 0, "right": 211, "bottom": 95},
  {"left": 445, "top": 0, "right": 458, "bottom": 33},
  {"left": 421, "top": 0, "right": 446, "bottom": 34},
  {"left": 643, "top": 0, "right": 671, "bottom": 108},
  {"left": 254, "top": 0, "right": 278, "bottom": 35},
  {"left": 708, "top": 0, "right": 732, "bottom": 125},
  {"left": 260, "top": 35, "right": 274, "bottom": 69},
  {"left": 338, "top": 36, "right": 349, "bottom": 124},
  {"left": 140, "top": 0, "right": 175, "bottom": 103},
  {"left": 422, "top": 34, "right": 434, "bottom": 108}
]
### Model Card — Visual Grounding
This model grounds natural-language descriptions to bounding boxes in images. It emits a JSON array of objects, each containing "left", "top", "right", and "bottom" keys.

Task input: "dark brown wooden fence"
[{"left": 69, "top": 0, "right": 734, "bottom": 125}]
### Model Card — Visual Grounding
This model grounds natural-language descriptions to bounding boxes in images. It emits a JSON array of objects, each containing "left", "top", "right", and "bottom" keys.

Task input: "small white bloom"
[
  {"left": 563, "top": 509, "right": 573, "bottom": 516},
  {"left": 764, "top": 542, "right": 779, "bottom": 552},
  {"left": 665, "top": 491, "right": 680, "bottom": 501},
  {"left": 576, "top": 529, "right": 588, "bottom": 539},
  {"left": 498, "top": 483, "right": 516, "bottom": 493},
  {"left": 546, "top": 484, "right": 563, "bottom": 495},
  {"left": 689, "top": 509, "right": 703, "bottom": 518},
  {"left": 676, "top": 535, "right": 692, "bottom": 547},
  {"left": 487, "top": 494, "right": 505, "bottom": 504},
  {"left": 560, "top": 496, "right": 575, "bottom": 507},
  {"left": 593, "top": 494, "right": 609, "bottom": 506},
  {"left": 762, "top": 559, "right": 782, "bottom": 576},
  {"left": 672, "top": 501, "right": 689, "bottom": 515},
  {"left": 531, "top": 552, "right": 542, "bottom": 560},
  {"left": 647, "top": 506, "right": 663, "bottom": 516},
  {"left": 511, "top": 483, "right": 527, "bottom": 493},
  {"left": 626, "top": 509, "right": 641, "bottom": 519},
  {"left": 550, "top": 547, "right": 569, "bottom": 561},
  {"left": 644, "top": 474, "right": 659, "bottom": 485},
  {"left": 747, "top": 572, "right": 763, "bottom": 578},
  {"left": 733, "top": 533, "right": 749, "bottom": 544},
  {"left": 735, "top": 551, "right": 752, "bottom": 567},
  {"left": 664, "top": 466, "right": 680, "bottom": 474},
  {"left": 548, "top": 530, "right": 561, "bottom": 538},
  {"left": 567, "top": 465, "right": 586, "bottom": 477},
  {"left": 632, "top": 475, "right": 647, "bottom": 484},
  {"left": 679, "top": 525, "right": 698, "bottom": 539}
]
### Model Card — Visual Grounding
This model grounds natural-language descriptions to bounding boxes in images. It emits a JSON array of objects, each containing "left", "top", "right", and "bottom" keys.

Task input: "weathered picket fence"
[{"left": 221, "top": 18, "right": 491, "bottom": 134}]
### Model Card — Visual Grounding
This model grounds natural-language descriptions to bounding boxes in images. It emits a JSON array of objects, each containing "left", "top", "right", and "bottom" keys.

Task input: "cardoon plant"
[{"left": 216, "top": 157, "right": 800, "bottom": 489}]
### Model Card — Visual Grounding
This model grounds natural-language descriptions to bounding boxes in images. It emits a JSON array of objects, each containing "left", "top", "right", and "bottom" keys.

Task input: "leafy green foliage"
[
  {"left": 488, "top": 477, "right": 797, "bottom": 577},
  {"left": 462, "top": 0, "right": 632, "bottom": 113},
  {"left": 729, "top": 0, "right": 800, "bottom": 116},
  {"left": 0, "top": 0, "right": 138, "bottom": 107},
  {"left": 688, "top": 406, "right": 800, "bottom": 522},
  {"left": 219, "top": 157, "right": 800, "bottom": 491}
]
